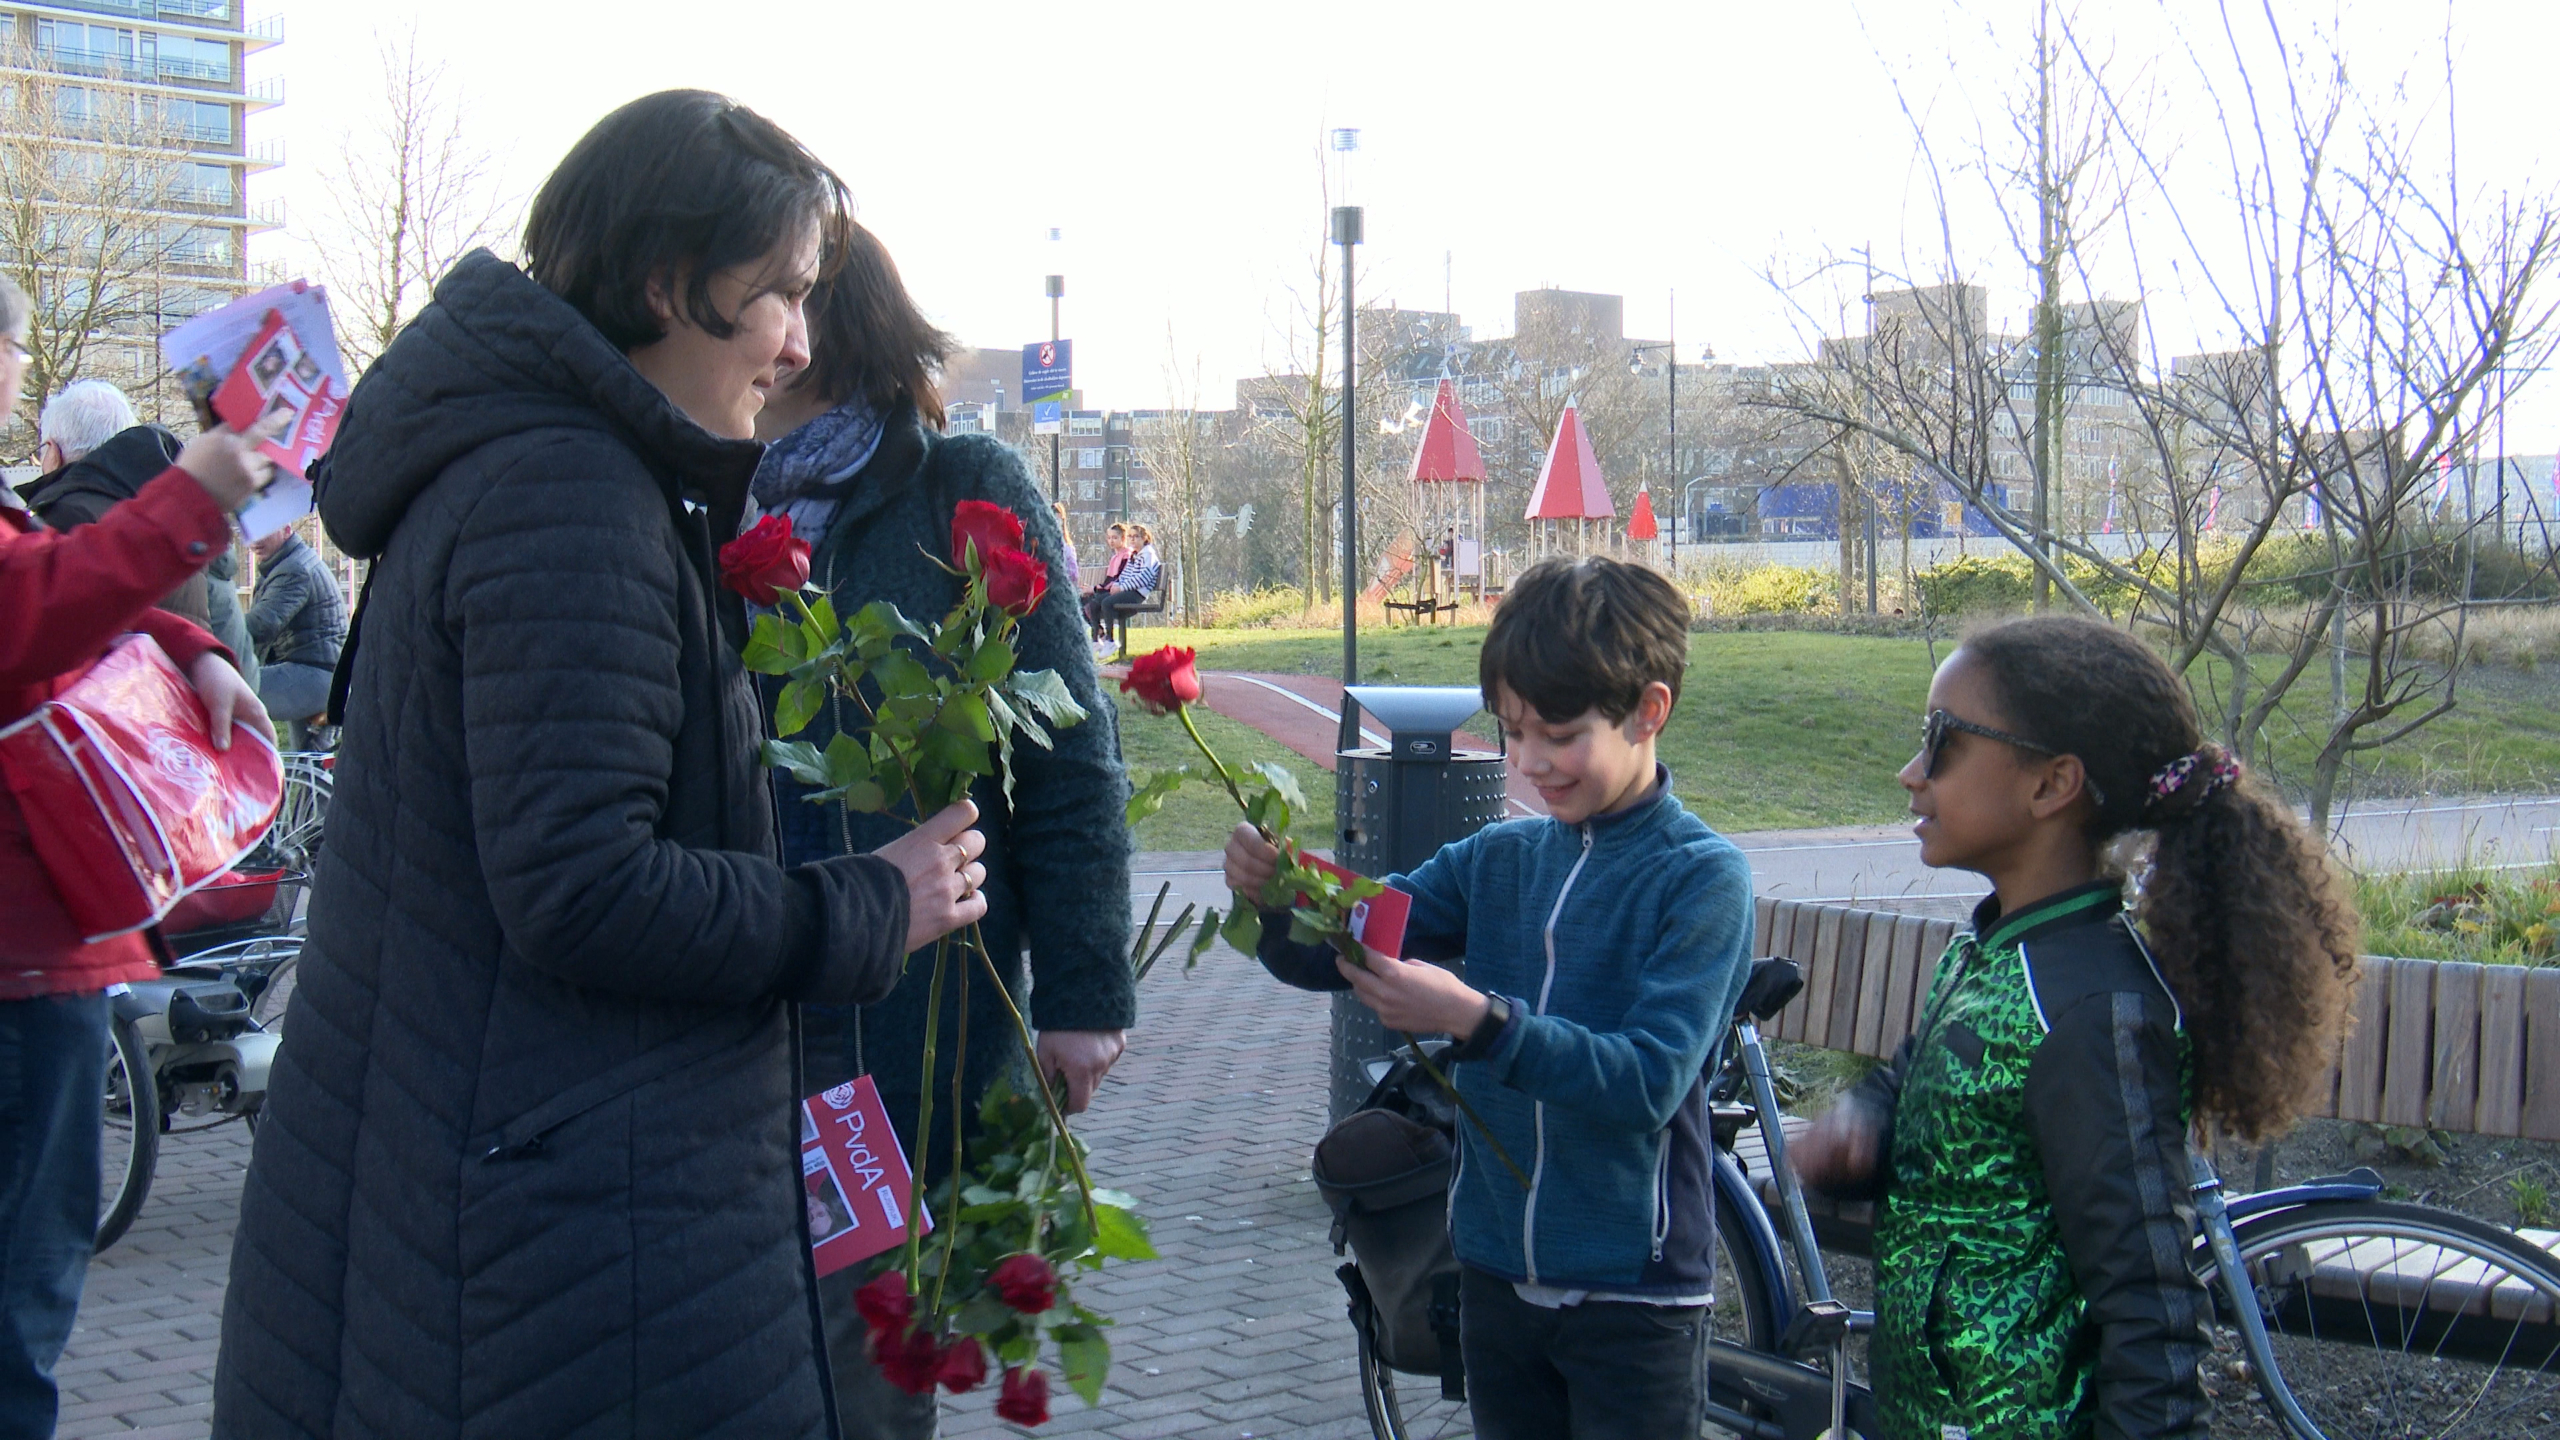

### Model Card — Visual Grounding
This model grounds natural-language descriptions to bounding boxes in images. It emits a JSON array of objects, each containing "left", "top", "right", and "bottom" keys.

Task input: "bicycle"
[
  {"left": 1340, "top": 955, "right": 2560, "bottom": 1440},
  {"left": 96, "top": 753, "right": 328, "bottom": 1249}
]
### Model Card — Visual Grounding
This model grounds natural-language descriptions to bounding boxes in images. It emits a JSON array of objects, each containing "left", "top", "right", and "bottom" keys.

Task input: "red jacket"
[{"left": 2, "top": 467, "right": 234, "bottom": 997}]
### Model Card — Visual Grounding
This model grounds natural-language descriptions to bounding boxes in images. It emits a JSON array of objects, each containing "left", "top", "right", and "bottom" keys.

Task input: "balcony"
[
  {"left": 239, "top": 137, "right": 280, "bottom": 170},
  {"left": 25, "top": 45, "right": 239, "bottom": 91},
  {"left": 246, "top": 196, "right": 281, "bottom": 233},
  {"left": 25, "top": 1, "right": 240, "bottom": 31},
  {"left": 242, "top": 74, "right": 279, "bottom": 110}
]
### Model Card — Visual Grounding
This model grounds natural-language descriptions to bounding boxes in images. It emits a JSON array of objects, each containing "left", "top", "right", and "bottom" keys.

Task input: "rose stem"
[
  {"left": 967, "top": 931, "right": 1099, "bottom": 1231},
  {"left": 905, "top": 938, "right": 949, "bottom": 1288},
  {"left": 1175, "top": 703, "right": 1251, "bottom": 812},
  {"left": 929, "top": 948, "right": 970, "bottom": 1319}
]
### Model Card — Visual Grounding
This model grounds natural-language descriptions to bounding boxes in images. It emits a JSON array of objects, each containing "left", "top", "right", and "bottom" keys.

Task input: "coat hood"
[
  {"left": 316, "top": 249, "right": 763, "bottom": 559},
  {"left": 14, "top": 423, "right": 182, "bottom": 517}
]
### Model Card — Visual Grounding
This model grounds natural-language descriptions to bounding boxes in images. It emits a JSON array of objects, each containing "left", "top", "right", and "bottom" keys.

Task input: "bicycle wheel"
[
  {"left": 96, "top": 1013, "right": 159, "bottom": 1251},
  {"left": 263, "top": 756, "right": 332, "bottom": 875},
  {"left": 1357, "top": 1161, "right": 1785, "bottom": 1440},
  {"left": 2194, "top": 1199, "right": 2560, "bottom": 1439}
]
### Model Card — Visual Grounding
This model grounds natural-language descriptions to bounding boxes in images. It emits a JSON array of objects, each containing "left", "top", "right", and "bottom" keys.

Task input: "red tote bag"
[{"left": 0, "top": 634, "right": 283, "bottom": 942}]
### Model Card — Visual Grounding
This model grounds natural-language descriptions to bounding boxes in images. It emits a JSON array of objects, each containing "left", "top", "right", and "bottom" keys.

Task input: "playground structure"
[
  {"left": 1385, "top": 380, "right": 1490, "bottom": 624},
  {"left": 1523, "top": 401, "right": 1617, "bottom": 561}
]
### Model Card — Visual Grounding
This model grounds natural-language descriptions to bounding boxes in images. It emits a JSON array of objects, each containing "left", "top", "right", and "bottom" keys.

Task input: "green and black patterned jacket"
[{"left": 1842, "top": 883, "right": 2212, "bottom": 1440}]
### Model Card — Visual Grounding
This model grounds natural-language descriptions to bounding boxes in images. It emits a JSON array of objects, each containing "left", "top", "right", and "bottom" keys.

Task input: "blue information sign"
[
  {"left": 1031, "top": 399, "right": 1064, "bottom": 435},
  {"left": 1021, "top": 339, "right": 1072, "bottom": 401}
]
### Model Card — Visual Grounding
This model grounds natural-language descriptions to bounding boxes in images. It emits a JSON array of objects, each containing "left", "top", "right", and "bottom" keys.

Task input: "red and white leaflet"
[
  {"left": 207, "top": 310, "right": 345, "bottom": 491},
  {"left": 801, "top": 1075, "right": 931, "bottom": 1278},
  {"left": 1292, "top": 854, "right": 1415, "bottom": 958}
]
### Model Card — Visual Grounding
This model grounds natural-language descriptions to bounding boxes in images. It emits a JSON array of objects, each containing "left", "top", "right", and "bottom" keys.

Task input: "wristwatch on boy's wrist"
[{"left": 1468, "top": 994, "right": 1511, "bottom": 1045}]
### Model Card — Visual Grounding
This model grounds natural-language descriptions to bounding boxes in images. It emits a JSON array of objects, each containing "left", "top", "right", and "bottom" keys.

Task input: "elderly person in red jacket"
[{"left": 0, "top": 275, "right": 276, "bottom": 1438}]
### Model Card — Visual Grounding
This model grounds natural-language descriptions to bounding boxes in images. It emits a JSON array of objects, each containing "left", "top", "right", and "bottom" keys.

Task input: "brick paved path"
[{"left": 55, "top": 858, "right": 1374, "bottom": 1439}]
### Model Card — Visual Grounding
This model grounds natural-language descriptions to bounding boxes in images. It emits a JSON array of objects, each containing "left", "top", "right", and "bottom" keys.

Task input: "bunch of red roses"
[
  {"left": 720, "top": 503, "right": 1151, "bottom": 1425},
  {"left": 855, "top": 1263, "right": 1054, "bottom": 1424}
]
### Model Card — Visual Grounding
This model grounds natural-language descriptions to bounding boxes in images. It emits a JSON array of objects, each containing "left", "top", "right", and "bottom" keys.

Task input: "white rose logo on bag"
[{"left": 146, "top": 726, "right": 217, "bottom": 798}]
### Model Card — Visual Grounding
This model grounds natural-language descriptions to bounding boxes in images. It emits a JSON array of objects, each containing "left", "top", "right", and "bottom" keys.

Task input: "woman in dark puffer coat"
[{"left": 212, "top": 93, "right": 992, "bottom": 1440}]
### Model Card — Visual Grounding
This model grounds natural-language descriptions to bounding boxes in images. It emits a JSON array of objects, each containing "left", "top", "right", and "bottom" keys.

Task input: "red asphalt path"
[{"left": 1108, "top": 664, "right": 1546, "bottom": 819}]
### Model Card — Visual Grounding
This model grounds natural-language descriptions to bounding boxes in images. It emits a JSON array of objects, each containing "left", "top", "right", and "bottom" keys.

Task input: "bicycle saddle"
[{"left": 1734, "top": 957, "right": 1806, "bottom": 1022}]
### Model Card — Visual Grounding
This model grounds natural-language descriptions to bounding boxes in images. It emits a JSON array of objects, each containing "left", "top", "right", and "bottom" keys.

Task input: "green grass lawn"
[
  {"left": 1119, "top": 624, "right": 1940, "bottom": 833},
  {"left": 1115, "top": 690, "right": 1336, "bottom": 852},
  {"left": 1111, "top": 620, "right": 2560, "bottom": 837}
]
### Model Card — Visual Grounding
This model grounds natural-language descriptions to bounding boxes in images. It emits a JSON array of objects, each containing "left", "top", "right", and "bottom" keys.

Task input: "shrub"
[
  {"left": 1201, "top": 586, "right": 1311, "bottom": 629},
  {"left": 1698, "top": 563, "right": 1836, "bottom": 617}
]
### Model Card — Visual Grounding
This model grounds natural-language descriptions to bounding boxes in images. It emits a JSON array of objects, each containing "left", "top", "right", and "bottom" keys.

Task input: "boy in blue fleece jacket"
[{"left": 1228, "top": 556, "right": 1754, "bottom": 1440}]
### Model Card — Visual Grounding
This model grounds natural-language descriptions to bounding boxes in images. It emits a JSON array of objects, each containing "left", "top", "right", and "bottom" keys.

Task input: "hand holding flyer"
[{"left": 159, "top": 280, "right": 349, "bottom": 540}]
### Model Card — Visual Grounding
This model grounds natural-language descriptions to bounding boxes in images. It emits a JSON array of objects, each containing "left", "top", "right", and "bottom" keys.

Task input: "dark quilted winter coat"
[{"left": 212, "top": 250, "right": 912, "bottom": 1439}]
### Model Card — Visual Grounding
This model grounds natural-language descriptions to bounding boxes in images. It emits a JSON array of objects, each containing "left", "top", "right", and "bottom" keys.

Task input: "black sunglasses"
[{"left": 1920, "top": 709, "right": 2107, "bottom": 807}]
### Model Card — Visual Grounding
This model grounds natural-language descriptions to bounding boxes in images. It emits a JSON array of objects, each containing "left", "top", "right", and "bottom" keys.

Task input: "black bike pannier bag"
[{"left": 1314, "top": 1059, "right": 1463, "bottom": 1383}]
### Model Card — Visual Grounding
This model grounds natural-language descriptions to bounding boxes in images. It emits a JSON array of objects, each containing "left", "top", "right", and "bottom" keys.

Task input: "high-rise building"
[{"left": 1, "top": 2, "right": 280, "bottom": 415}]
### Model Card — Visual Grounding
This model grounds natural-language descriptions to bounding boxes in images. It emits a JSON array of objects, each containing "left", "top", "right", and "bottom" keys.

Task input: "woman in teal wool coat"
[{"left": 750, "top": 222, "right": 1136, "bottom": 1440}]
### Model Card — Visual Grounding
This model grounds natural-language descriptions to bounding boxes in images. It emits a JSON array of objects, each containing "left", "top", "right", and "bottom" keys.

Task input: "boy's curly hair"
[{"left": 1963, "top": 616, "right": 2361, "bottom": 1140}]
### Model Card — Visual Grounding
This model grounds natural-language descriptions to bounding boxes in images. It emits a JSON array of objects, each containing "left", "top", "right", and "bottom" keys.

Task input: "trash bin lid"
[{"left": 1345, "top": 686, "right": 1485, "bottom": 762}]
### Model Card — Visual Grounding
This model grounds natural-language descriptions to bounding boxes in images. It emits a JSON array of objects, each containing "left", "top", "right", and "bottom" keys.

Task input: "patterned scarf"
[{"left": 750, "top": 400, "right": 884, "bottom": 511}]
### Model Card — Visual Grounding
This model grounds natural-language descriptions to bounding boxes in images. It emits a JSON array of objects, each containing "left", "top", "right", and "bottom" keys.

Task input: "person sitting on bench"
[
  {"left": 1081, "top": 522, "right": 1129, "bottom": 639},
  {"left": 1083, "top": 521, "right": 1159, "bottom": 644}
]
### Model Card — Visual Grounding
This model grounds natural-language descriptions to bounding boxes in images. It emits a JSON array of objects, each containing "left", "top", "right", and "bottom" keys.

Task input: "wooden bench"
[
  {"left": 1746, "top": 896, "right": 2560, "bottom": 1143},
  {"left": 1106, "top": 562, "right": 1175, "bottom": 657}
]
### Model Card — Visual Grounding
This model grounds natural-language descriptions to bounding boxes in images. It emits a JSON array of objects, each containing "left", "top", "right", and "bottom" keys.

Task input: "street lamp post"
[
  {"left": 1334, "top": 203, "right": 1363, "bottom": 753},
  {"left": 1630, "top": 300, "right": 1681, "bottom": 573}
]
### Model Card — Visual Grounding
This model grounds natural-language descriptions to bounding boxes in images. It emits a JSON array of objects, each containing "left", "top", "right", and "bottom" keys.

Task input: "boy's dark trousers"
[{"left": 1458, "top": 1266, "right": 1708, "bottom": 1439}]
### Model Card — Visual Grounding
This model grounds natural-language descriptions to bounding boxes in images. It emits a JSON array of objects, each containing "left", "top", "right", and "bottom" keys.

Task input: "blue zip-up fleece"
[{"left": 1259, "top": 768, "right": 1755, "bottom": 1295}]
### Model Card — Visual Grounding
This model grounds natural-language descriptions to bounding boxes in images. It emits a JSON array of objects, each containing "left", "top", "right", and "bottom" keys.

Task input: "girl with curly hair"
[{"left": 1795, "top": 614, "right": 2361, "bottom": 1440}]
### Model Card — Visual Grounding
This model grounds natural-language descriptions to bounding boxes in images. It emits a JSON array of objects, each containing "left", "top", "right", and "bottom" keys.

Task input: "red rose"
[
  {"left": 936, "top": 1334, "right": 988, "bottom": 1394},
  {"left": 983, "top": 545, "right": 1049, "bottom": 616},
  {"left": 872, "top": 1325, "right": 944, "bottom": 1397},
  {"left": 854, "top": 1270, "right": 914, "bottom": 1341},
  {"left": 995, "top": 1365, "right": 1051, "bottom": 1426},
  {"left": 717, "top": 513, "right": 811, "bottom": 607},
  {"left": 1119, "top": 646, "right": 1203, "bottom": 716},
  {"left": 952, "top": 499, "right": 1026, "bottom": 571},
  {"left": 988, "top": 1252, "right": 1059, "bottom": 1314}
]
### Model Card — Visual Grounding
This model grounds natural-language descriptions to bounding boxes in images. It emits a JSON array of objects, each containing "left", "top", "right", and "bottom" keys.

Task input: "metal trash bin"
[{"left": 1328, "top": 686, "right": 1510, "bottom": 1122}]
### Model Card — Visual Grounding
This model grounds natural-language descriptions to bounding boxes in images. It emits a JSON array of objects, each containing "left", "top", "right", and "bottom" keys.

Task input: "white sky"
[{"left": 251, "top": 0, "right": 2560, "bottom": 443}]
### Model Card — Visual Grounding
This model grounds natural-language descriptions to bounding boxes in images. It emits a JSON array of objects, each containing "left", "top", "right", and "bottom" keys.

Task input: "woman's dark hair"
[
  {"left": 523, "top": 90, "right": 851, "bottom": 351},
  {"left": 792, "top": 221, "right": 953, "bottom": 428},
  {"left": 1481, "top": 556, "right": 1690, "bottom": 722},
  {"left": 1961, "top": 615, "right": 2360, "bottom": 1139}
]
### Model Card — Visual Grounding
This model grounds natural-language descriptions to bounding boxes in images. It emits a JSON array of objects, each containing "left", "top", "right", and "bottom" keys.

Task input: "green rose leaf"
[
  {"left": 1006, "top": 667, "right": 1088, "bottom": 729},
  {"left": 1189, "top": 907, "right": 1222, "bottom": 965},
  {"left": 1056, "top": 1325, "right": 1110, "bottom": 1407},
  {"left": 936, "top": 691, "right": 998, "bottom": 742},
  {"left": 741, "top": 614, "right": 793, "bottom": 675},
  {"left": 774, "top": 678, "right": 823, "bottom": 738},
  {"left": 823, "top": 732, "right": 872, "bottom": 788},
  {"left": 799, "top": 592, "right": 841, "bottom": 649},
  {"left": 1243, "top": 784, "right": 1291, "bottom": 835},
  {"left": 1248, "top": 761, "right": 1309, "bottom": 815},
  {"left": 922, "top": 722, "right": 994, "bottom": 778},
  {"left": 872, "top": 650, "right": 934, "bottom": 700},
  {"left": 967, "top": 636, "right": 1017, "bottom": 684},
  {"left": 1124, "top": 767, "right": 1189, "bottom": 826},
  {"left": 1091, "top": 1203, "right": 1157, "bottom": 1262},
  {"left": 1220, "top": 897, "right": 1263, "bottom": 956},
  {"left": 762, "top": 739, "right": 829, "bottom": 786}
]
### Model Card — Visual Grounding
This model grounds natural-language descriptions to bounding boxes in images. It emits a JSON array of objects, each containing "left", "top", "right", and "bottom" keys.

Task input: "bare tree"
[
  {"left": 1130, "top": 333, "right": 1218, "bottom": 619},
  {"left": 317, "top": 27, "right": 506, "bottom": 372},
  {"left": 1755, "top": 2, "right": 2560, "bottom": 830},
  {"left": 0, "top": 40, "right": 199, "bottom": 439}
]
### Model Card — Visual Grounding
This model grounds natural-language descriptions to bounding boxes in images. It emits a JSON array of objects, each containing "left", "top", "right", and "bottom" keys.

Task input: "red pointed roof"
[
  {"left": 1408, "top": 379, "right": 1485, "bottom": 483},
  {"left": 1524, "top": 404, "right": 1615, "bottom": 520},
  {"left": 1627, "top": 488, "right": 1658, "bottom": 540}
]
